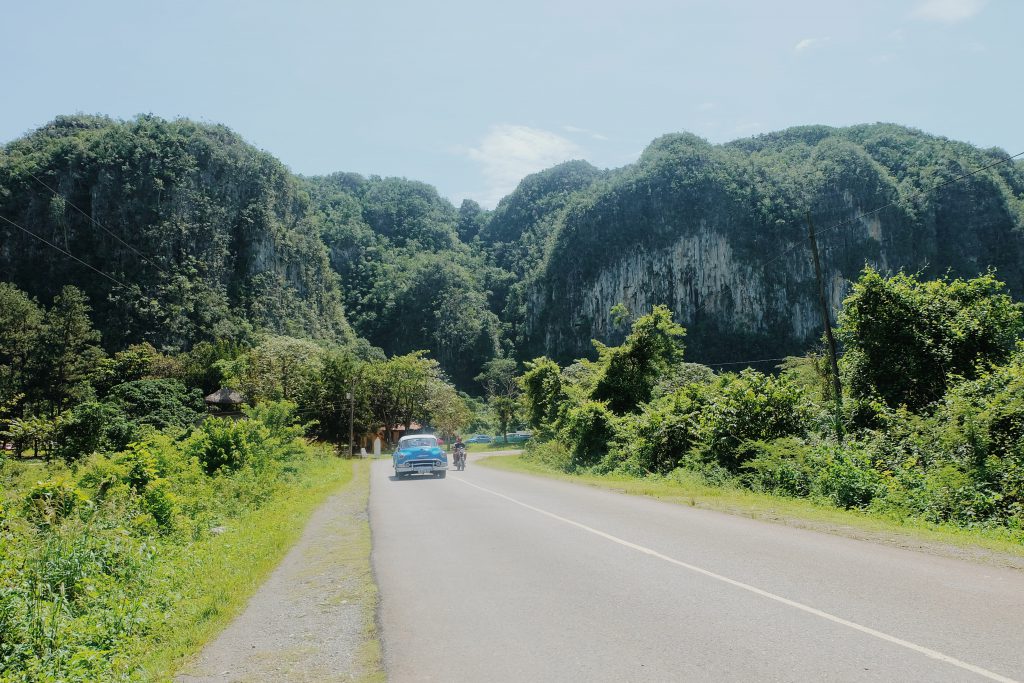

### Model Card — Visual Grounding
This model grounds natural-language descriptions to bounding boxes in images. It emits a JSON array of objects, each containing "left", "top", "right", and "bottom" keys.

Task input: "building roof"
[{"left": 204, "top": 387, "right": 245, "bottom": 405}]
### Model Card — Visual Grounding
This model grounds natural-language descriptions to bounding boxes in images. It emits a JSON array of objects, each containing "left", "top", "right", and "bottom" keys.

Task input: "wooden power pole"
[
  {"left": 806, "top": 211, "right": 844, "bottom": 443},
  {"left": 348, "top": 378, "right": 355, "bottom": 458}
]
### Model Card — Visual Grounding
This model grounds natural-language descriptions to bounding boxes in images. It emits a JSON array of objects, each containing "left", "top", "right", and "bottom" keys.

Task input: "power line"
[
  {"left": 705, "top": 356, "right": 792, "bottom": 367},
  {"left": 0, "top": 214, "right": 127, "bottom": 288},
  {"left": 26, "top": 170, "right": 170, "bottom": 276}
]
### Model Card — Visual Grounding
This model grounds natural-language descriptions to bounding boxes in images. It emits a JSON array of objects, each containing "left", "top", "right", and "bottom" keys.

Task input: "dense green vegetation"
[
  {"left": 0, "top": 278, "right": 470, "bottom": 681},
  {"left": 3, "top": 111, "right": 1024, "bottom": 678},
  {"left": 518, "top": 269, "right": 1024, "bottom": 532},
  {"left": 0, "top": 115, "right": 352, "bottom": 352},
  {"left": 5, "top": 116, "right": 1022, "bottom": 385},
  {"left": 501, "top": 124, "right": 1024, "bottom": 364},
  {"left": 0, "top": 399, "right": 350, "bottom": 681}
]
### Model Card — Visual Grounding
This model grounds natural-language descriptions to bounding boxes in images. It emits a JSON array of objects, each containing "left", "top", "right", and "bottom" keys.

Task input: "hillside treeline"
[
  {"left": 518, "top": 268, "right": 1024, "bottom": 531},
  {"left": 3, "top": 115, "right": 1024, "bottom": 388}
]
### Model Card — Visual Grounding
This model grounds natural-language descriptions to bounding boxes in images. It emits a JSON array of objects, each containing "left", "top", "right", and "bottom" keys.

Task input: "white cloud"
[
  {"left": 563, "top": 124, "right": 608, "bottom": 141},
  {"left": 466, "top": 125, "right": 584, "bottom": 208},
  {"left": 912, "top": 0, "right": 987, "bottom": 23},
  {"left": 794, "top": 37, "right": 829, "bottom": 54}
]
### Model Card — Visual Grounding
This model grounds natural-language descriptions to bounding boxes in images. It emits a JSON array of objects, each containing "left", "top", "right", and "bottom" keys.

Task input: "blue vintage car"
[{"left": 393, "top": 435, "right": 447, "bottom": 479}]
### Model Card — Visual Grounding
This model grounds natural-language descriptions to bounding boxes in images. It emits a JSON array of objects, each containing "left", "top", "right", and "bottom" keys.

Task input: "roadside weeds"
[{"left": 171, "top": 458, "right": 383, "bottom": 682}]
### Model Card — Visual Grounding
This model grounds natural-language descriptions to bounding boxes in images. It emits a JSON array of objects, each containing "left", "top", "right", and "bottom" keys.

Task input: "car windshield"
[{"left": 400, "top": 437, "right": 435, "bottom": 449}]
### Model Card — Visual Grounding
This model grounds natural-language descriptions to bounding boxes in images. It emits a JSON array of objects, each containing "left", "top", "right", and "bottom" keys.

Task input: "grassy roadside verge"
[
  {"left": 479, "top": 454, "right": 1024, "bottom": 568},
  {"left": 142, "top": 449, "right": 361, "bottom": 679}
]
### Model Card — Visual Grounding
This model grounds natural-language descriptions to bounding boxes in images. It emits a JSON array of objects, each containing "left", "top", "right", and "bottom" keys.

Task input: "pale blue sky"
[{"left": 2, "top": 0, "right": 1020, "bottom": 207}]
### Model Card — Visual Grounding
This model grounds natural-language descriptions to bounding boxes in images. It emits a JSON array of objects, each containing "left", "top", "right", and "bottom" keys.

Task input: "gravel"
[{"left": 177, "top": 461, "right": 378, "bottom": 682}]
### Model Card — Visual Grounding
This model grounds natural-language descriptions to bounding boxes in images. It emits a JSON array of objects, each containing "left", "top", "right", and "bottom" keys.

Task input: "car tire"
[{"left": 436, "top": 470, "right": 447, "bottom": 479}]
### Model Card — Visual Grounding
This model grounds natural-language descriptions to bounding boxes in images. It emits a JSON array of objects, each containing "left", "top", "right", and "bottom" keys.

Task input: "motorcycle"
[{"left": 453, "top": 444, "right": 467, "bottom": 471}]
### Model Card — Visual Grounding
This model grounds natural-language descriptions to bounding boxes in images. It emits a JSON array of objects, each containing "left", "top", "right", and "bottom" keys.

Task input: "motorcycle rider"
[{"left": 454, "top": 436, "right": 466, "bottom": 469}]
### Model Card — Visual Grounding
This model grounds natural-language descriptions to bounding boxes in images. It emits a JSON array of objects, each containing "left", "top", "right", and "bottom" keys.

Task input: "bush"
[
  {"left": 105, "top": 378, "right": 205, "bottom": 433},
  {"left": 23, "top": 479, "right": 89, "bottom": 528},
  {"left": 814, "top": 446, "right": 882, "bottom": 509},
  {"left": 838, "top": 268, "right": 1024, "bottom": 412},
  {"left": 611, "top": 386, "right": 705, "bottom": 475},
  {"left": 187, "top": 417, "right": 262, "bottom": 475},
  {"left": 560, "top": 400, "right": 616, "bottom": 470},
  {"left": 740, "top": 438, "right": 816, "bottom": 497},
  {"left": 141, "top": 478, "right": 177, "bottom": 530},
  {"left": 522, "top": 440, "right": 572, "bottom": 471},
  {"left": 51, "top": 402, "right": 124, "bottom": 463},
  {"left": 243, "top": 400, "right": 306, "bottom": 442},
  {"left": 693, "top": 370, "right": 810, "bottom": 472}
]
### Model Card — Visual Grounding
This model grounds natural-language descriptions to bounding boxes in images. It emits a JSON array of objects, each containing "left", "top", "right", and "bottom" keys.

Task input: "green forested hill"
[
  {"left": 510, "top": 124, "right": 1024, "bottom": 365},
  {"left": 2, "top": 116, "right": 1022, "bottom": 385},
  {"left": 0, "top": 115, "right": 352, "bottom": 351},
  {"left": 302, "top": 173, "right": 502, "bottom": 387}
]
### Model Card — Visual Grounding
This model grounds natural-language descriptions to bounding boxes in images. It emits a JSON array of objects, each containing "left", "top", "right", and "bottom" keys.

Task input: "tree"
[
  {"left": 365, "top": 352, "right": 443, "bottom": 444},
  {"left": 476, "top": 358, "right": 521, "bottom": 442},
  {"left": 28, "top": 286, "right": 104, "bottom": 414},
  {"left": 0, "top": 283, "right": 43, "bottom": 405},
  {"left": 91, "top": 343, "right": 162, "bottom": 395},
  {"left": 224, "top": 336, "right": 324, "bottom": 403},
  {"left": 838, "top": 268, "right": 1024, "bottom": 412},
  {"left": 519, "top": 357, "right": 564, "bottom": 432},
  {"left": 456, "top": 199, "right": 488, "bottom": 242},
  {"left": 424, "top": 381, "right": 471, "bottom": 440},
  {"left": 591, "top": 305, "right": 686, "bottom": 414}
]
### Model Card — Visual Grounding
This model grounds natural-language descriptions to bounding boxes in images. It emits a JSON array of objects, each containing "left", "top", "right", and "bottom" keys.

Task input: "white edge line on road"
[{"left": 456, "top": 477, "right": 1018, "bottom": 683}]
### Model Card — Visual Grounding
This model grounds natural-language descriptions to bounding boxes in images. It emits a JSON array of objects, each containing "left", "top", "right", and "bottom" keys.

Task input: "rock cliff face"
[
  {"left": 0, "top": 115, "right": 351, "bottom": 350},
  {"left": 513, "top": 125, "right": 1024, "bottom": 365}
]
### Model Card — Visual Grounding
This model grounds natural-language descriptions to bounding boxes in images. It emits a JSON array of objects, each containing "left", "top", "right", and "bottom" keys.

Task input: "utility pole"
[
  {"left": 347, "top": 378, "right": 355, "bottom": 458},
  {"left": 807, "top": 211, "right": 844, "bottom": 444}
]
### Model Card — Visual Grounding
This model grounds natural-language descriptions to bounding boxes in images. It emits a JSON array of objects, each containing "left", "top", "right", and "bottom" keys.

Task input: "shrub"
[
  {"left": 814, "top": 446, "right": 883, "bottom": 509},
  {"left": 522, "top": 440, "right": 572, "bottom": 471},
  {"left": 838, "top": 268, "right": 1024, "bottom": 412},
  {"left": 23, "top": 479, "right": 88, "bottom": 528},
  {"left": 693, "top": 370, "right": 810, "bottom": 472},
  {"left": 243, "top": 400, "right": 305, "bottom": 442},
  {"left": 611, "top": 386, "right": 705, "bottom": 475},
  {"left": 186, "top": 418, "right": 270, "bottom": 475},
  {"left": 740, "top": 438, "right": 816, "bottom": 497},
  {"left": 51, "top": 402, "right": 123, "bottom": 463},
  {"left": 141, "top": 478, "right": 177, "bottom": 530},
  {"left": 118, "top": 443, "right": 160, "bottom": 492},
  {"left": 105, "top": 378, "right": 205, "bottom": 433},
  {"left": 560, "top": 400, "right": 616, "bottom": 470}
]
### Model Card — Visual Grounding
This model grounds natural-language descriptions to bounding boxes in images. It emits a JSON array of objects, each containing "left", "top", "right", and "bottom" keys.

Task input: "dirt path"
[{"left": 177, "top": 460, "right": 381, "bottom": 682}]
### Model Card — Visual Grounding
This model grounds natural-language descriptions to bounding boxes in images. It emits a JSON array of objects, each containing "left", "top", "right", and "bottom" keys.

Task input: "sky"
[{"left": 1, "top": 0, "right": 1020, "bottom": 208}]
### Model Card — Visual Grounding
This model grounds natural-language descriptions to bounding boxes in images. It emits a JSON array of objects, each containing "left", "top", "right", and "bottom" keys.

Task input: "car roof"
[{"left": 399, "top": 434, "right": 437, "bottom": 441}]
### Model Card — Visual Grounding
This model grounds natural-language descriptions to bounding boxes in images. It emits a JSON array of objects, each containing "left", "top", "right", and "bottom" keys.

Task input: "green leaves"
[{"left": 838, "top": 267, "right": 1024, "bottom": 412}]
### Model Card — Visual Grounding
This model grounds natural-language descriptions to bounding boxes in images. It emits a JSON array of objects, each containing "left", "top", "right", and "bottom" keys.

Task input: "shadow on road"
[{"left": 387, "top": 473, "right": 451, "bottom": 482}]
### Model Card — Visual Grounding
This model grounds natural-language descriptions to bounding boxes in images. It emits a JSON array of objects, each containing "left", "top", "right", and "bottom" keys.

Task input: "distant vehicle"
[
  {"left": 503, "top": 431, "right": 532, "bottom": 444},
  {"left": 393, "top": 435, "right": 447, "bottom": 479},
  {"left": 465, "top": 434, "right": 491, "bottom": 444}
]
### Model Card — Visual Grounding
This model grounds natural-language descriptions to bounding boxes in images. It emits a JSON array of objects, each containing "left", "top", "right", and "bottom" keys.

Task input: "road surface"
[{"left": 370, "top": 454, "right": 1024, "bottom": 682}]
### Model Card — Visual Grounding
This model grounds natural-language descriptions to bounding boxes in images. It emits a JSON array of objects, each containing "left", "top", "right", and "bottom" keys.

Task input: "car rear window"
[{"left": 401, "top": 437, "right": 435, "bottom": 448}]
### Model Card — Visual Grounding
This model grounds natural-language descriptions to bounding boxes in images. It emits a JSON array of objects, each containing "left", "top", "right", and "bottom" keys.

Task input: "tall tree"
[
  {"left": 476, "top": 357, "right": 520, "bottom": 441},
  {"left": 591, "top": 305, "right": 686, "bottom": 414},
  {"left": 0, "top": 283, "right": 43, "bottom": 406},
  {"left": 28, "top": 286, "right": 104, "bottom": 414}
]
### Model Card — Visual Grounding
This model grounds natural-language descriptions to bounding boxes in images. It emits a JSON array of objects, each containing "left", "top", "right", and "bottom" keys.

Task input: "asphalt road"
[{"left": 370, "top": 454, "right": 1024, "bottom": 682}]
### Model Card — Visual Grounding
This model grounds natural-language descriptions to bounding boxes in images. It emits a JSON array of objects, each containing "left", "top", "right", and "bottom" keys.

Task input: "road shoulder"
[{"left": 176, "top": 458, "right": 383, "bottom": 682}]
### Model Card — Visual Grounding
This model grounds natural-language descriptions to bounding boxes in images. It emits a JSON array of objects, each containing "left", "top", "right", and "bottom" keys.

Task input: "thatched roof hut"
[{"left": 204, "top": 387, "right": 245, "bottom": 406}]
